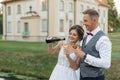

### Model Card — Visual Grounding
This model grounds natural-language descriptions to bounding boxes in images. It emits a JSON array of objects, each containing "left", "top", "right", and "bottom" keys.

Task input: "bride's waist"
[{"left": 57, "top": 61, "right": 70, "bottom": 67}]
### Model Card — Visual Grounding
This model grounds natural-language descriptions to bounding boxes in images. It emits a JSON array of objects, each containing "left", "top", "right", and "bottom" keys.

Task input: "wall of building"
[{"left": 2, "top": 0, "right": 108, "bottom": 42}]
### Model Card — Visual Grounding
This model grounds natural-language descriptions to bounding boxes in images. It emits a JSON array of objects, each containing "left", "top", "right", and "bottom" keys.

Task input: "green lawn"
[
  {"left": 0, "top": 33, "right": 120, "bottom": 80},
  {"left": 105, "top": 32, "right": 120, "bottom": 80},
  {"left": 109, "top": 32, "right": 120, "bottom": 58},
  {"left": 0, "top": 36, "right": 56, "bottom": 79}
]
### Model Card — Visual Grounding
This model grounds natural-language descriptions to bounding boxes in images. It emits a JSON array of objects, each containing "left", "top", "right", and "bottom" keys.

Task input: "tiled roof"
[
  {"left": 1, "top": 0, "right": 110, "bottom": 8},
  {"left": 0, "top": 0, "right": 19, "bottom": 3},
  {"left": 95, "top": 0, "right": 110, "bottom": 7}
]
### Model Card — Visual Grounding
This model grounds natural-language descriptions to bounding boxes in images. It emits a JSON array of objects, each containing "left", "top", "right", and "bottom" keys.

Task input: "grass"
[
  {"left": 0, "top": 41, "right": 47, "bottom": 54},
  {"left": 109, "top": 32, "right": 120, "bottom": 58},
  {"left": 0, "top": 32, "right": 120, "bottom": 80},
  {"left": 0, "top": 36, "right": 57, "bottom": 79},
  {"left": 105, "top": 32, "right": 120, "bottom": 80}
]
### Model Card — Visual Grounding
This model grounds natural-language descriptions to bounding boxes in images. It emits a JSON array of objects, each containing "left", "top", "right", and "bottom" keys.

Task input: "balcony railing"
[{"left": 22, "top": 32, "right": 29, "bottom": 37}]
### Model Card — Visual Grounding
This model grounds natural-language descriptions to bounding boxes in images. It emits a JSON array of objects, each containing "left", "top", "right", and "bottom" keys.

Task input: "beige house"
[{"left": 1, "top": 0, "right": 109, "bottom": 42}]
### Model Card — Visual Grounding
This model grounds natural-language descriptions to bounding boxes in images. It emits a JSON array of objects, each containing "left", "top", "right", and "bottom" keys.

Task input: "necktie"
[{"left": 87, "top": 32, "right": 93, "bottom": 36}]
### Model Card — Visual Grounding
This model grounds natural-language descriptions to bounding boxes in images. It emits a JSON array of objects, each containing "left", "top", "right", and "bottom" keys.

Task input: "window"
[
  {"left": 7, "top": 22, "right": 12, "bottom": 33},
  {"left": 24, "top": 23, "right": 29, "bottom": 32},
  {"left": 8, "top": 6, "right": 11, "bottom": 15},
  {"left": 103, "top": 10, "right": 106, "bottom": 17},
  {"left": 80, "top": 4, "right": 83, "bottom": 13},
  {"left": 17, "top": 21, "right": 21, "bottom": 33},
  {"left": 69, "top": 2, "right": 73, "bottom": 12},
  {"left": 99, "top": 22, "right": 100, "bottom": 26},
  {"left": 69, "top": 20, "right": 72, "bottom": 28},
  {"left": 103, "top": 23, "right": 105, "bottom": 31},
  {"left": 42, "top": 19, "right": 47, "bottom": 32},
  {"left": 17, "top": 5, "right": 21, "bottom": 14},
  {"left": 98, "top": 9, "right": 100, "bottom": 15},
  {"left": 87, "top": 6, "right": 89, "bottom": 9},
  {"left": 80, "top": 21, "right": 83, "bottom": 26},
  {"left": 23, "top": 22, "right": 29, "bottom": 37},
  {"left": 93, "top": 7, "right": 95, "bottom": 10},
  {"left": 59, "top": 19, "right": 64, "bottom": 32},
  {"left": 59, "top": 0, "right": 64, "bottom": 11},
  {"left": 42, "top": 0, "right": 47, "bottom": 11}
]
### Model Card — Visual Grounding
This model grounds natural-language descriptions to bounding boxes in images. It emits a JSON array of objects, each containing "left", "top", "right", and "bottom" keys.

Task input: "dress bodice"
[
  {"left": 49, "top": 45, "right": 80, "bottom": 80},
  {"left": 57, "top": 47, "right": 77, "bottom": 67}
]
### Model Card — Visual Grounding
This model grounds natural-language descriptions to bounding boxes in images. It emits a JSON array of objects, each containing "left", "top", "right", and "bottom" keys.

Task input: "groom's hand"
[{"left": 74, "top": 49, "right": 85, "bottom": 59}]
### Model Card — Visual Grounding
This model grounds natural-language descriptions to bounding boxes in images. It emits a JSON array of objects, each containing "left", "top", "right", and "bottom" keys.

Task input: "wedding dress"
[{"left": 49, "top": 46, "right": 80, "bottom": 80}]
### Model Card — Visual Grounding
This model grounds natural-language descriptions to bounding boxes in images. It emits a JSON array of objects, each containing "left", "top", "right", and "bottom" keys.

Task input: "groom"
[{"left": 75, "top": 9, "right": 112, "bottom": 80}]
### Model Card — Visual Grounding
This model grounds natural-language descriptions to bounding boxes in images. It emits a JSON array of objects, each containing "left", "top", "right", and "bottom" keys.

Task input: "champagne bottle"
[{"left": 45, "top": 37, "right": 65, "bottom": 43}]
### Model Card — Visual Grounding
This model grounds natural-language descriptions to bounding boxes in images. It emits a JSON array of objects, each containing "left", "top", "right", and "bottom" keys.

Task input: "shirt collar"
[{"left": 87, "top": 26, "right": 101, "bottom": 36}]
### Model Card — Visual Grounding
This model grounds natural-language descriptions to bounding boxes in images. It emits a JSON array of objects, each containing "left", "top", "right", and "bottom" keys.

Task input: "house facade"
[{"left": 1, "top": 0, "right": 109, "bottom": 42}]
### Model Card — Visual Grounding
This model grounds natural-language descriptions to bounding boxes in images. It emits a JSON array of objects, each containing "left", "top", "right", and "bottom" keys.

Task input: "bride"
[{"left": 48, "top": 25, "right": 84, "bottom": 80}]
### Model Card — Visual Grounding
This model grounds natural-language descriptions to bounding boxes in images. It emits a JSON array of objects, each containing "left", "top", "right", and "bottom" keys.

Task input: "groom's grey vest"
[{"left": 80, "top": 30, "right": 106, "bottom": 77}]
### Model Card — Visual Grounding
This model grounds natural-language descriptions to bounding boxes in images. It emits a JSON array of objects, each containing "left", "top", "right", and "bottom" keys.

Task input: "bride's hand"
[{"left": 63, "top": 44, "right": 71, "bottom": 55}]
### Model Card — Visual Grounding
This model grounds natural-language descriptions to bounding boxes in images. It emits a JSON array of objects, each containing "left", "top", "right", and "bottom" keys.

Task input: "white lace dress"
[{"left": 49, "top": 46, "right": 80, "bottom": 80}]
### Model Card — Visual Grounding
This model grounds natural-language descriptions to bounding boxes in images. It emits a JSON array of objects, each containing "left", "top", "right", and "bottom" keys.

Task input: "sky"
[
  {"left": 114, "top": 0, "right": 120, "bottom": 14},
  {"left": 0, "top": 0, "right": 119, "bottom": 14},
  {"left": 0, "top": 0, "right": 2, "bottom": 3}
]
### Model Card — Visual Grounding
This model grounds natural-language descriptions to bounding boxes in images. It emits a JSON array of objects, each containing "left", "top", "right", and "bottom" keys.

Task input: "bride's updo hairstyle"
[{"left": 69, "top": 25, "right": 84, "bottom": 40}]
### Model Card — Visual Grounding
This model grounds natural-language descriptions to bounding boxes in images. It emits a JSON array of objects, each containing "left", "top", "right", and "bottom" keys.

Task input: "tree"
[
  {"left": 107, "top": 0, "right": 120, "bottom": 32},
  {"left": 0, "top": 14, "right": 3, "bottom": 34}
]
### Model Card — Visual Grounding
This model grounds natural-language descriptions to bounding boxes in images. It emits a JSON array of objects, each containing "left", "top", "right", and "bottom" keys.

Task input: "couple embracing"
[{"left": 47, "top": 9, "right": 112, "bottom": 80}]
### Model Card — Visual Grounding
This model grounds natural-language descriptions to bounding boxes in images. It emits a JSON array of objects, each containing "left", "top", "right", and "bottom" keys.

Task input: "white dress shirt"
[{"left": 84, "top": 27, "right": 112, "bottom": 69}]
